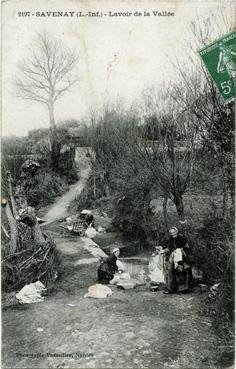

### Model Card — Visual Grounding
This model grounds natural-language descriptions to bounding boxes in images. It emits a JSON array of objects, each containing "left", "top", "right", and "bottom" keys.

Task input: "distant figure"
[
  {"left": 84, "top": 213, "right": 94, "bottom": 227},
  {"left": 161, "top": 227, "right": 193, "bottom": 294},
  {"left": 79, "top": 210, "right": 95, "bottom": 227},
  {"left": 97, "top": 248, "right": 120, "bottom": 284}
]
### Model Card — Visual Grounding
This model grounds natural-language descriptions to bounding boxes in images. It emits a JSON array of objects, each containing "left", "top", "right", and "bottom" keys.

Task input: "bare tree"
[
  {"left": 15, "top": 31, "right": 78, "bottom": 167},
  {"left": 91, "top": 101, "right": 198, "bottom": 224},
  {"left": 138, "top": 88, "right": 199, "bottom": 221}
]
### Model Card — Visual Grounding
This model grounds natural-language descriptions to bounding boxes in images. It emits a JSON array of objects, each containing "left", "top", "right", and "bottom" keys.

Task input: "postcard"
[{"left": 2, "top": 1, "right": 235, "bottom": 368}]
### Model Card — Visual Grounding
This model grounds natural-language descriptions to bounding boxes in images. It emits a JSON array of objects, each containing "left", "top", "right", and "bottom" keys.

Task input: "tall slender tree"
[{"left": 15, "top": 31, "right": 78, "bottom": 168}]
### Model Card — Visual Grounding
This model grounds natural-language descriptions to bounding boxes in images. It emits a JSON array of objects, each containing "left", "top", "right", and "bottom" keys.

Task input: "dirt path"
[
  {"left": 2, "top": 227, "right": 225, "bottom": 369},
  {"left": 44, "top": 166, "right": 91, "bottom": 225}
]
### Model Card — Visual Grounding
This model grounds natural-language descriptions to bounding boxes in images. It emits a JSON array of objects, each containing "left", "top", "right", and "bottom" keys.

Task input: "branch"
[
  {"left": 14, "top": 31, "right": 78, "bottom": 107},
  {"left": 53, "top": 78, "right": 78, "bottom": 102}
]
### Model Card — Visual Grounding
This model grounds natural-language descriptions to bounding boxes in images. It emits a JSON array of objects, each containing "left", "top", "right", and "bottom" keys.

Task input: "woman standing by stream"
[{"left": 161, "top": 227, "right": 193, "bottom": 294}]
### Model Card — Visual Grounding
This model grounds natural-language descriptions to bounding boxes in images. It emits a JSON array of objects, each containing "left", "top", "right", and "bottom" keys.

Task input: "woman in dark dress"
[
  {"left": 97, "top": 248, "right": 120, "bottom": 284},
  {"left": 161, "top": 227, "right": 193, "bottom": 294}
]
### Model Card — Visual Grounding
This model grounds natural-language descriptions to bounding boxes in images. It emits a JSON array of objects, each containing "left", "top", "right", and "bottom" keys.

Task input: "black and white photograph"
[{"left": 1, "top": 1, "right": 235, "bottom": 368}]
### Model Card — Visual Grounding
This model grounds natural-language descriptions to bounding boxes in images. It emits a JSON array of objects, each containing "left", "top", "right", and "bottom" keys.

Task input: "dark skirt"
[
  {"left": 97, "top": 262, "right": 115, "bottom": 284},
  {"left": 164, "top": 262, "right": 193, "bottom": 293}
]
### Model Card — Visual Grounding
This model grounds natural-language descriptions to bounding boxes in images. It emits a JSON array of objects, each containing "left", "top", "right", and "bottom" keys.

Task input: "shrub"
[
  {"left": 188, "top": 212, "right": 234, "bottom": 283},
  {"left": 2, "top": 222, "right": 62, "bottom": 293},
  {"left": 182, "top": 209, "right": 234, "bottom": 339},
  {"left": 25, "top": 170, "right": 69, "bottom": 208}
]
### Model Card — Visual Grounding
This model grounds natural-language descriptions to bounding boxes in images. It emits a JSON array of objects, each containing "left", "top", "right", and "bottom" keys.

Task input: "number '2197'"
[{"left": 18, "top": 12, "right": 31, "bottom": 17}]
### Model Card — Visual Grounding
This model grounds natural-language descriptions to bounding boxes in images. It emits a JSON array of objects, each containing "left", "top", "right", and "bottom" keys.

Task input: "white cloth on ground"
[
  {"left": 84, "top": 284, "right": 112, "bottom": 298},
  {"left": 16, "top": 281, "right": 46, "bottom": 304},
  {"left": 110, "top": 272, "right": 131, "bottom": 285}
]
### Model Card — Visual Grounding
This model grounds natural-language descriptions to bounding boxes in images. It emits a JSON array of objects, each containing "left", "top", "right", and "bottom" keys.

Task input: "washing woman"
[
  {"left": 97, "top": 248, "right": 120, "bottom": 284},
  {"left": 161, "top": 227, "right": 193, "bottom": 294}
]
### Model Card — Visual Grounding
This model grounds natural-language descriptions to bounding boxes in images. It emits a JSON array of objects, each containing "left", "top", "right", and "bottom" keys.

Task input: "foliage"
[
  {"left": 28, "top": 128, "right": 49, "bottom": 144},
  {"left": 189, "top": 210, "right": 233, "bottom": 282},
  {"left": 57, "top": 119, "right": 80, "bottom": 129},
  {"left": 1, "top": 137, "right": 34, "bottom": 183},
  {"left": 2, "top": 121, "right": 79, "bottom": 209},
  {"left": 23, "top": 170, "right": 69, "bottom": 208},
  {"left": 2, "top": 222, "right": 62, "bottom": 293},
  {"left": 185, "top": 209, "right": 234, "bottom": 337}
]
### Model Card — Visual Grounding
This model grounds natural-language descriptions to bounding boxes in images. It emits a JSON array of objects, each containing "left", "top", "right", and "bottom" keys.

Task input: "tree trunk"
[
  {"left": 48, "top": 102, "right": 56, "bottom": 131},
  {"left": 50, "top": 131, "right": 60, "bottom": 171},
  {"left": 32, "top": 223, "right": 46, "bottom": 245},
  {"left": 93, "top": 175, "right": 96, "bottom": 198},
  {"left": 6, "top": 172, "right": 17, "bottom": 218},
  {"left": 173, "top": 193, "right": 185, "bottom": 220},
  {"left": 162, "top": 195, "right": 169, "bottom": 231},
  {"left": 48, "top": 102, "right": 61, "bottom": 170},
  {"left": 21, "top": 207, "right": 46, "bottom": 246},
  {"left": 51, "top": 136, "right": 61, "bottom": 170},
  {"left": 5, "top": 202, "right": 17, "bottom": 253},
  {"left": 105, "top": 185, "right": 110, "bottom": 197},
  {"left": 229, "top": 187, "right": 234, "bottom": 219},
  {"left": 222, "top": 175, "right": 228, "bottom": 218},
  {"left": 227, "top": 170, "right": 234, "bottom": 219}
]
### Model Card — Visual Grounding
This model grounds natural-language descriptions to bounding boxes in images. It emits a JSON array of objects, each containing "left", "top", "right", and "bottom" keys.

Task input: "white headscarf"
[{"left": 169, "top": 227, "right": 178, "bottom": 237}]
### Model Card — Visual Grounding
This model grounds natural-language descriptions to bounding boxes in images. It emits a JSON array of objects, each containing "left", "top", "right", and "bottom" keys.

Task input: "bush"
[
  {"left": 181, "top": 210, "right": 234, "bottom": 339},
  {"left": 2, "top": 222, "right": 62, "bottom": 293},
  {"left": 25, "top": 170, "right": 69, "bottom": 208},
  {"left": 188, "top": 212, "right": 233, "bottom": 283}
]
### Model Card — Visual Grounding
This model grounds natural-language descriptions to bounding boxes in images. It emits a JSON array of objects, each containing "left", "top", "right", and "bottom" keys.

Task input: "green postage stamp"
[{"left": 199, "top": 31, "right": 236, "bottom": 103}]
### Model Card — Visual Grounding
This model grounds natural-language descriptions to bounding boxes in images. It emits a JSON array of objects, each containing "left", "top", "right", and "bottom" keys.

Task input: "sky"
[{"left": 2, "top": 0, "right": 234, "bottom": 137}]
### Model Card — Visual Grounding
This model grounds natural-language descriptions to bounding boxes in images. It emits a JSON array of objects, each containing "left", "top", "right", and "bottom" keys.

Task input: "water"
[{"left": 120, "top": 257, "right": 149, "bottom": 276}]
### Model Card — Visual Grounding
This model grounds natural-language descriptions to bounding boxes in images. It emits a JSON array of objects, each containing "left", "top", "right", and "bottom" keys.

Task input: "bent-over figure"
[{"left": 97, "top": 248, "right": 120, "bottom": 284}]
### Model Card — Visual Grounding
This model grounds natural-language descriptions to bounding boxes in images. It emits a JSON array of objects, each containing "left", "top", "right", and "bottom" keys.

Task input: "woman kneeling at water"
[{"left": 97, "top": 248, "right": 120, "bottom": 284}]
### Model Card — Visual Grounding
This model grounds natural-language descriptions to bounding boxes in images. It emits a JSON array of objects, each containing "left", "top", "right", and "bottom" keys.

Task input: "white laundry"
[
  {"left": 16, "top": 281, "right": 46, "bottom": 304},
  {"left": 85, "top": 226, "right": 97, "bottom": 239},
  {"left": 97, "top": 226, "right": 105, "bottom": 234},
  {"left": 116, "top": 260, "right": 125, "bottom": 272},
  {"left": 170, "top": 248, "right": 183, "bottom": 269},
  {"left": 110, "top": 271, "right": 145, "bottom": 289},
  {"left": 110, "top": 272, "right": 131, "bottom": 285},
  {"left": 84, "top": 284, "right": 112, "bottom": 298},
  {"left": 148, "top": 254, "right": 165, "bottom": 283}
]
